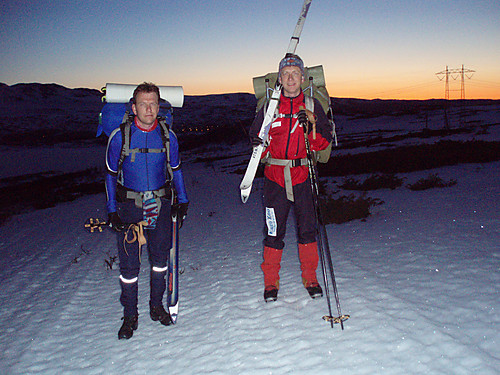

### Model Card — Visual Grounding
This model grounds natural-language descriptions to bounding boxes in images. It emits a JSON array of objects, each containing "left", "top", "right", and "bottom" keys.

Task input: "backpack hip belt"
[
  {"left": 265, "top": 157, "right": 308, "bottom": 202},
  {"left": 117, "top": 184, "right": 169, "bottom": 209},
  {"left": 126, "top": 188, "right": 168, "bottom": 209}
]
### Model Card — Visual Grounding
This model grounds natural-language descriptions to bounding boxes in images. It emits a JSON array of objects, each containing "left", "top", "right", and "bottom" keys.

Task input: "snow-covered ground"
[
  {"left": 0, "top": 154, "right": 498, "bottom": 374},
  {"left": 0, "top": 103, "right": 498, "bottom": 374}
]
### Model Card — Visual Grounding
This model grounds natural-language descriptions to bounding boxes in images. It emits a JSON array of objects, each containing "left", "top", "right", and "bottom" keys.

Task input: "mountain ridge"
[{"left": 1, "top": 82, "right": 499, "bottom": 147}]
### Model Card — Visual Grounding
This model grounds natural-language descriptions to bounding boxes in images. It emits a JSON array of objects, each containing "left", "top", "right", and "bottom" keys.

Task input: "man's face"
[
  {"left": 279, "top": 66, "right": 304, "bottom": 98},
  {"left": 132, "top": 91, "right": 160, "bottom": 128}
]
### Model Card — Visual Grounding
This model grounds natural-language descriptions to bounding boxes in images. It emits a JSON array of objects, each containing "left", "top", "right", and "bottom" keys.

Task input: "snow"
[{"left": 0, "top": 115, "right": 499, "bottom": 374}]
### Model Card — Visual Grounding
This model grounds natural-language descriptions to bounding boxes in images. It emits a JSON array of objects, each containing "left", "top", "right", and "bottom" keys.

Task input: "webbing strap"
[
  {"left": 266, "top": 157, "right": 308, "bottom": 202},
  {"left": 158, "top": 119, "right": 174, "bottom": 182},
  {"left": 123, "top": 220, "right": 148, "bottom": 262},
  {"left": 128, "top": 147, "right": 167, "bottom": 162},
  {"left": 126, "top": 188, "right": 166, "bottom": 209}
]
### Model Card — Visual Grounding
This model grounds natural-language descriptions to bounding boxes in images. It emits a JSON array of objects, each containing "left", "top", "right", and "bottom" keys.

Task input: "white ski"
[
  {"left": 168, "top": 208, "right": 180, "bottom": 324},
  {"left": 240, "top": 0, "right": 313, "bottom": 203}
]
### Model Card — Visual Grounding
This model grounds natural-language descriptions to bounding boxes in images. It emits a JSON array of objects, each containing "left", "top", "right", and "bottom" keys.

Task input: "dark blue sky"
[{"left": 1, "top": 0, "right": 499, "bottom": 99}]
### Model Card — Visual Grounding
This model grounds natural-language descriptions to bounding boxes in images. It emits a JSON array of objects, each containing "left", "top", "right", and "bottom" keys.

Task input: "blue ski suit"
[{"left": 105, "top": 118, "right": 188, "bottom": 317}]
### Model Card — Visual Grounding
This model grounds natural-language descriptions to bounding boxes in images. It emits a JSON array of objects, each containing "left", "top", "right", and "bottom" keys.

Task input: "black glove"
[
  {"left": 172, "top": 202, "right": 189, "bottom": 228},
  {"left": 297, "top": 109, "right": 308, "bottom": 125},
  {"left": 108, "top": 212, "right": 126, "bottom": 232},
  {"left": 251, "top": 136, "right": 263, "bottom": 147}
]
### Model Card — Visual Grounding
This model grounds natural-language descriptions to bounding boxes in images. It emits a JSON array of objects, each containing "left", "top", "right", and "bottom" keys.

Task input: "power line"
[
  {"left": 467, "top": 79, "right": 500, "bottom": 89},
  {"left": 371, "top": 80, "right": 441, "bottom": 97}
]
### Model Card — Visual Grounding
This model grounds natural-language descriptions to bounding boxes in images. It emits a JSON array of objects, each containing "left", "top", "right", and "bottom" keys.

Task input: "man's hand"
[
  {"left": 108, "top": 212, "right": 126, "bottom": 232},
  {"left": 297, "top": 109, "right": 308, "bottom": 125},
  {"left": 251, "top": 136, "right": 263, "bottom": 147},
  {"left": 172, "top": 202, "right": 189, "bottom": 228},
  {"left": 298, "top": 106, "right": 317, "bottom": 139}
]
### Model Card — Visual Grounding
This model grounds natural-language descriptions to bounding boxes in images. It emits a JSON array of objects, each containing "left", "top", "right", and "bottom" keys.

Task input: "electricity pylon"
[
  {"left": 435, "top": 65, "right": 475, "bottom": 128},
  {"left": 436, "top": 65, "right": 475, "bottom": 100}
]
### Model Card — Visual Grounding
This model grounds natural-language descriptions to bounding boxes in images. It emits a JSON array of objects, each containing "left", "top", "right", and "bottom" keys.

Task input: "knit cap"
[{"left": 278, "top": 54, "right": 304, "bottom": 75}]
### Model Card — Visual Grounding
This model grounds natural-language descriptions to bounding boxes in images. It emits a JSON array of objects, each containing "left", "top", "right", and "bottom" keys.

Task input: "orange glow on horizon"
[{"left": 180, "top": 80, "right": 500, "bottom": 100}]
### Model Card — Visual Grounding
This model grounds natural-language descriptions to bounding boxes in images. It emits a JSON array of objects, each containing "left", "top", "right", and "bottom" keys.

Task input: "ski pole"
[{"left": 301, "top": 119, "right": 348, "bottom": 329}]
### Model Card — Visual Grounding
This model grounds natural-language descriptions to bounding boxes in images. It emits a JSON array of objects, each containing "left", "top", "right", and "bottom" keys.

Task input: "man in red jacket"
[{"left": 249, "top": 54, "right": 332, "bottom": 302}]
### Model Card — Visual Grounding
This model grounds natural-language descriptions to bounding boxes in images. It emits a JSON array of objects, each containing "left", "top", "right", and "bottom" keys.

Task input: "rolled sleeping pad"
[{"left": 104, "top": 83, "right": 184, "bottom": 108}]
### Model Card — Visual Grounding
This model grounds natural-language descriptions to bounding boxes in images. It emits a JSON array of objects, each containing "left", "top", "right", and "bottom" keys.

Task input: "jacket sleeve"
[
  {"left": 309, "top": 98, "right": 332, "bottom": 151},
  {"left": 105, "top": 129, "right": 122, "bottom": 214},
  {"left": 169, "top": 130, "right": 189, "bottom": 204},
  {"left": 173, "top": 169, "right": 188, "bottom": 204}
]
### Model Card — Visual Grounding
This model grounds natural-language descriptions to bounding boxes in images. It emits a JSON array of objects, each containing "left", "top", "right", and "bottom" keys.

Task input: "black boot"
[
  {"left": 264, "top": 287, "right": 278, "bottom": 302},
  {"left": 306, "top": 284, "right": 323, "bottom": 299},
  {"left": 150, "top": 303, "right": 173, "bottom": 326},
  {"left": 118, "top": 315, "right": 138, "bottom": 340}
]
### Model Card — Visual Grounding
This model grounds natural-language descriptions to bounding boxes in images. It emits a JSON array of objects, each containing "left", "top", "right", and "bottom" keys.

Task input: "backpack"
[
  {"left": 252, "top": 65, "right": 337, "bottom": 163},
  {"left": 97, "top": 82, "right": 183, "bottom": 137},
  {"left": 99, "top": 100, "right": 175, "bottom": 185}
]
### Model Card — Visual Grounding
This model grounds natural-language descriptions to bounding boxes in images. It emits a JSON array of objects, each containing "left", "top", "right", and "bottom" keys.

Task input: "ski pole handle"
[{"left": 299, "top": 105, "right": 316, "bottom": 139}]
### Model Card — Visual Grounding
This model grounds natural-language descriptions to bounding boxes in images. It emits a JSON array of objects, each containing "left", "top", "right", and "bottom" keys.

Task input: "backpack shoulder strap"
[
  {"left": 117, "top": 115, "right": 174, "bottom": 186},
  {"left": 158, "top": 117, "right": 174, "bottom": 182},
  {"left": 117, "top": 114, "right": 134, "bottom": 185},
  {"left": 304, "top": 94, "right": 314, "bottom": 112}
]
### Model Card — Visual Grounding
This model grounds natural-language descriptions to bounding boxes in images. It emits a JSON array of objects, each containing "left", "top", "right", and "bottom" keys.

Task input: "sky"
[{"left": 1, "top": 0, "right": 500, "bottom": 99}]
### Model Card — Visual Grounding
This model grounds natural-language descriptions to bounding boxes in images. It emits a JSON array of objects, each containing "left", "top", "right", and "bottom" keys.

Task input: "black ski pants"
[{"left": 262, "top": 178, "right": 316, "bottom": 250}]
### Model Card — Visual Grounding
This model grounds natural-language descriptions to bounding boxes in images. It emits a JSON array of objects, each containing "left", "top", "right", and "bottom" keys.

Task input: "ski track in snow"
[{"left": 0, "top": 151, "right": 499, "bottom": 374}]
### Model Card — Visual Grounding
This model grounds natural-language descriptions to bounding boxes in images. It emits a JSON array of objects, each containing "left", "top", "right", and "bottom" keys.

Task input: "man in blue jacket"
[{"left": 105, "top": 82, "right": 189, "bottom": 340}]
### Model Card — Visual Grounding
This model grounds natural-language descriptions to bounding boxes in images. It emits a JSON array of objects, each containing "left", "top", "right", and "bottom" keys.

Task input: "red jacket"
[{"left": 250, "top": 91, "right": 331, "bottom": 188}]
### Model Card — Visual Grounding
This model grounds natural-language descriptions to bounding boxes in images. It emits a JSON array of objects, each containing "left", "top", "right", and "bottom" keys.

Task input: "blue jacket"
[{"left": 105, "top": 118, "right": 188, "bottom": 213}]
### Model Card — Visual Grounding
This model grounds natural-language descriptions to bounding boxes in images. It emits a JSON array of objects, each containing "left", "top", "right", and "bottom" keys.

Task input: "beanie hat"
[{"left": 278, "top": 54, "right": 304, "bottom": 75}]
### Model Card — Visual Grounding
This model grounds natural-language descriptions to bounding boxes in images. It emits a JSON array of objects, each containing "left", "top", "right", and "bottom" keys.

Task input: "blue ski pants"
[{"left": 116, "top": 197, "right": 172, "bottom": 317}]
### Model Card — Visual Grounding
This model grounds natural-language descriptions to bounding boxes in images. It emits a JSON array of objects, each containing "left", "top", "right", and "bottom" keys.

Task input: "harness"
[
  {"left": 264, "top": 95, "right": 314, "bottom": 202},
  {"left": 109, "top": 114, "right": 174, "bottom": 221},
  {"left": 108, "top": 114, "right": 174, "bottom": 186}
]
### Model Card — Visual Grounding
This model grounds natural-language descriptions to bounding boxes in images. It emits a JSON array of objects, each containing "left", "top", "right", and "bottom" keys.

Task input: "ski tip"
[
  {"left": 168, "top": 305, "right": 179, "bottom": 324},
  {"left": 240, "top": 185, "right": 252, "bottom": 203},
  {"left": 170, "top": 314, "right": 178, "bottom": 325}
]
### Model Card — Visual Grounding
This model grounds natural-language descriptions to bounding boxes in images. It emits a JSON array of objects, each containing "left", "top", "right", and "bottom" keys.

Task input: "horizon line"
[{"left": 2, "top": 81, "right": 500, "bottom": 101}]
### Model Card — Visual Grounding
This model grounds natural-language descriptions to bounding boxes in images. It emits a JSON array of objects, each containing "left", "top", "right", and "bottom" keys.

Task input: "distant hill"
[
  {"left": 0, "top": 83, "right": 259, "bottom": 146},
  {"left": 0, "top": 83, "right": 103, "bottom": 145},
  {"left": 0, "top": 82, "right": 498, "bottom": 147}
]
